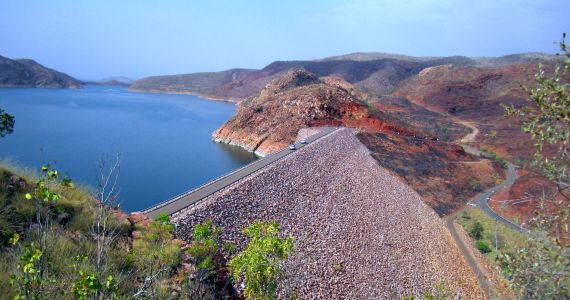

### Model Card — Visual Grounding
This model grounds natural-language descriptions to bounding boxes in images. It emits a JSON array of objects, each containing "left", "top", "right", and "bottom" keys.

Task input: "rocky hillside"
[
  {"left": 129, "top": 52, "right": 558, "bottom": 101},
  {"left": 213, "top": 69, "right": 504, "bottom": 215},
  {"left": 0, "top": 55, "right": 82, "bottom": 88},
  {"left": 212, "top": 69, "right": 400, "bottom": 155},
  {"left": 391, "top": 62, "right": 556, "bottom": 160},
  {"left": 129, "top": 68, "right": 260, "bottom": 101}
]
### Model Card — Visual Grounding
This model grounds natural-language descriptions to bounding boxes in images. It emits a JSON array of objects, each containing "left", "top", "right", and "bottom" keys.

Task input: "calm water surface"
[{"left": 0, "top": 86, "right": 257, "bottom": 211}]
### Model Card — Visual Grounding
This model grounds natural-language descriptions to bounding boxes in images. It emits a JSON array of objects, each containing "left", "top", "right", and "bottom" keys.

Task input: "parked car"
[
  {"left": 289, "top": 144, "right": 296, "bottom": 150},
  {"left": 300, "top": 139, "right": 307, "bottom": 144}
]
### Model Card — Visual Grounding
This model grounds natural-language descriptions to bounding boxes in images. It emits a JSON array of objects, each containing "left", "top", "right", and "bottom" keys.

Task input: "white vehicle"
[
  {"left": 289, "top": 144, "right": 296, "bottom": 150},
  {"left": 300, "top": 139, "right": 307, "bottom": 144}
]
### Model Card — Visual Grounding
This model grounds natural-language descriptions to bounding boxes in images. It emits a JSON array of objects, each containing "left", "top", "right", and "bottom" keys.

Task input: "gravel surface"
[{"left": 173, "top": 128, "right": 483, "bottom": 299}]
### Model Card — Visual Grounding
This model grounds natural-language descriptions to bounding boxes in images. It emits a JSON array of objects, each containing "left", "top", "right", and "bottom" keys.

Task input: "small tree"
[
  {"left": 229, "top": 221, "right": 293, "bottom": 300},
  {"left": 501, "top": 33, "right": 570, "bottom": 298},
  {"left": 0, "top": 108, "right": 14, "bottom": 137},
  {"left": 187, "top": 220, "right": 220, "bottom": 282},
  {"left": 88, "top": 154, "right": 122, "bottom": 300},
  {"left": 24, "top": 166, "right": 73, "bottom": 252},
  {"left": 469, "top": 221, "right": 484, "bottom": 240},
  {"left": 503, "top": 33, "right": 570, "bottom": 192},
  {"left": 11, "top": 243, "right": 43, "bottom": 300},
  {"left": 131, "top": 213, "right": 181, "bottom": 299}
]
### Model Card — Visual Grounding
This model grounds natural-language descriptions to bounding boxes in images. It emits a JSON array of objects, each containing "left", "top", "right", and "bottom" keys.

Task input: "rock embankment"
[{"left": 174, "top": 128, "right": 483, "bottom": 299}]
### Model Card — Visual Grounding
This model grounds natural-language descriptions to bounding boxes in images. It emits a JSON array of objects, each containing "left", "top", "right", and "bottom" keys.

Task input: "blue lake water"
[{"left": 0, "top": 86, "right": 257, "bottom": 212}]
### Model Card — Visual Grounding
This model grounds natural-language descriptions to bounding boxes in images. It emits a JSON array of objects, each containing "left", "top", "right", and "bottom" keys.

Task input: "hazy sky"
[{"left": 1, "top": 0, "right": 568, "bottom": 79}]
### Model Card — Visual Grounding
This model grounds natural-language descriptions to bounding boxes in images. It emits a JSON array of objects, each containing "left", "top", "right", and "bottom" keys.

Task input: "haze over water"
[{"left": 0, "top": 86, "right": 258, "bottom": 211}]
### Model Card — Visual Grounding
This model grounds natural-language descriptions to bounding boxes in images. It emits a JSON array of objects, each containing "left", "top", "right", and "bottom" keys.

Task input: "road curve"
[
  {"left": 142, "top": 127, "right": 338, "bottom": 219},
  {"left": 474, "top": 162, "right": 528, "bottom": 233},
  {"left": 444, "top": 120, "right": 529, "bottom": 298}
]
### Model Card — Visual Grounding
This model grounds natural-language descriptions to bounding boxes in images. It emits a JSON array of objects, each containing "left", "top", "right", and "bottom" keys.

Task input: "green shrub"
[
  {"left": 469, "top": 221, "right": 484, "bottom": 240},
  {"left": 475, "top": 240, "right": 492, "bottom": 253},
  {"left": 186, "top": 220, "right": 220, "bottom": 276},
  {"left": 229, "top": 221, "right": 293, "bottom": 300}
]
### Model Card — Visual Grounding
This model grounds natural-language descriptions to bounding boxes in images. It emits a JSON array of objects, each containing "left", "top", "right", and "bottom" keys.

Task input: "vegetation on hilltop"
[{"left": 0, "top": 162, "right": 294, "bottom": 299}]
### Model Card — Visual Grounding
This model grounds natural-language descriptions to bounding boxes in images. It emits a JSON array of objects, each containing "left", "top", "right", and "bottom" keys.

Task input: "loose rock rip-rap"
[{"left": 174, "top": 128, "right": 483, "bottom": 299}]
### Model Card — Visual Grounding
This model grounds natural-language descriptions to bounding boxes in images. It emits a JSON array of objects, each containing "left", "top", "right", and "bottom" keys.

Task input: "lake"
[{"left": 0, "top": 86, "right": 257, "bottom": 212}]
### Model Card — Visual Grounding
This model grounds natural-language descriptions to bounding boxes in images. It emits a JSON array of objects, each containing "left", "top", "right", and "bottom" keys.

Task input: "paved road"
[
  {"left": 444, "top": 163, "right": 523, "bottom": 299},
  {"left": 474, "top": 162, "right": 528, "bottom": 233},
  {"left": 445, "top": 213, "right": 491, "bottom": 298},
  {"left": 142, "top": 127, "right": 339, "bottom": 219},
  {"left": 444, "top": 122, "right": 529, "bottom": 298}
]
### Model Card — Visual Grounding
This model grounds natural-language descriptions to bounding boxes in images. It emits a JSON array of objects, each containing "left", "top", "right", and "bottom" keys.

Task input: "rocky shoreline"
[
  {"left": 212, "top": 135, "right": 269, "bottom": 157},
  {"left": 127, "top": 87, "right": 242, "bottom": 103},
  {"left": 174, "top": 128, "right": 484, "bottom": 299}
]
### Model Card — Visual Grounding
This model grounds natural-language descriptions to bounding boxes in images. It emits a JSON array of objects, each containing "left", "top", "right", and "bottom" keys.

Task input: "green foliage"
[
  {"left": 498, "top": 237, "right": 569, "bottom": 299},
  {"left": 229, "top": 221, "right": 293, "bottom": 300},
  {"left": 186, "top": 220, "right": 220, "bottom": 278},
  {"left": 475, "top": 240, "right": 492, "bottom": 253},
  {"left": 503, "top": 33, "right": 570, "bottom": 183},
  {"left": 71, "top": 255, "right": 115, "bottom": 300},
  {"left": 469, "top": 221, "right": 484, "bottom": 240},
  {"left": 500, "top": 33, "right": 570, "bottom": 298},
  {"left": 0, "top": 108, "right": 14, "bottom": 137},
  {"left": 11, "top": 243, "right": 43, "bottom": 300},
  {"left": 131, "top": 213, "right": 181, "bottom": 298},
  {"left": 0, "top": 164, "right": 184, "bottom": 299},
  {"left": 25, "top": 165, "right": 73, "bottom": 204}
]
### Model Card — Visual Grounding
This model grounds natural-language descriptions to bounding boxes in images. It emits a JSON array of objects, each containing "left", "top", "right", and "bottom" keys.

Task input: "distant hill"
[
  {"left": 320, "top": 51, "right": 559, "bottom": 66},
  {"left": 98, "top": 76, "right": 136, "bottom": 84},
  {"left": 130, "top": 52, "right": 560, "bottom": 100},
  {"left": 130, "top": 68, "right": 259, "bottom": 100},
  {"left": 0, "top": 55, "right": 82, "bottom": 88},
  {"left": 82, "top": 76, "right": 137, "bottom": 87}
]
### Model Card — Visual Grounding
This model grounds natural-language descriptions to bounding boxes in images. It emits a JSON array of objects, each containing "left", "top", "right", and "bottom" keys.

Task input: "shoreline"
[
  {"left": 128, "top": 88, "right": 243, "bottom": 103},
  {"left": 212, "top": 135, "right": 267, "bottom": 157}
]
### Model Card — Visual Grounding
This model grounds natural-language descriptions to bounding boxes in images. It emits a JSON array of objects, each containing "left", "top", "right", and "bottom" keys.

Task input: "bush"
[
  {"left": 475, "top": 240, "right": 492, "bottom": 253},
  {"left": 229, "top": 221, "right": 293, "bottom": 300},
  {"left": 469, "top": 221, "right": 484, "bottom": 240}
]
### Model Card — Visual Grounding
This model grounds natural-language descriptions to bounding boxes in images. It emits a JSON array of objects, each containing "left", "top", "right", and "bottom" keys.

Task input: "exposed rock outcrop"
[{"left": 212, "top": 69, "right": 397, "bottom": 156}]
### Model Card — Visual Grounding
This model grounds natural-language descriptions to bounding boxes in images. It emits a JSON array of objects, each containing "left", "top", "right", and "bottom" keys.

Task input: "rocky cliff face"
[
  {"left": 212, "top": 69, "right": 398, "bottom": 156},
  {"left": 0, "top": 55, "right": 82, "bottom": 88}
]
